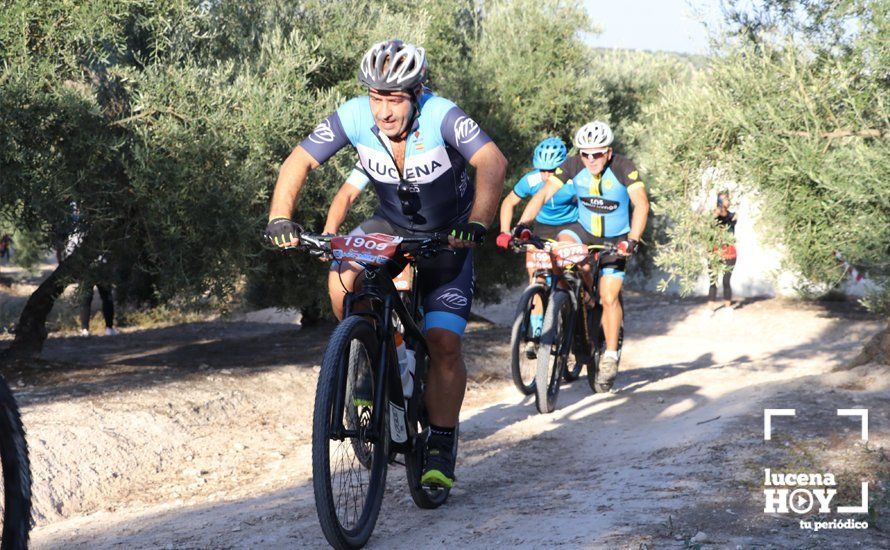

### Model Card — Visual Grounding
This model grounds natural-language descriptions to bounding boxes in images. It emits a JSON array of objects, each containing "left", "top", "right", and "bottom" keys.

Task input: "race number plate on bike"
[
  {"left": 331, "top": 233, "right": 402, "bottom": 265},
  {"left": 552, "top": 242, "right": 588, "bottom": 267},
  {"left": 525, "top": 248, "right": 552, "bottom": 270}
]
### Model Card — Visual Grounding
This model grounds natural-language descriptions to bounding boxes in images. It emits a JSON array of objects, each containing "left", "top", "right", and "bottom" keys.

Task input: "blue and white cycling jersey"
[
  {"left": 300, "top": 92, "right": 492, "bottom": 233},
  {"left": 511, "top": 169, "right": 577, "bottom": 226},
  {"left": 550, "top": 154, "right": 645, "bottom": 238}
]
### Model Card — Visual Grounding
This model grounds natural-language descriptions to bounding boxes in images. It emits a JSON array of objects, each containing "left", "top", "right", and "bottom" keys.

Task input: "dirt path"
[{"left": 7, "top": 294, "right": 887, "bottom": 548}]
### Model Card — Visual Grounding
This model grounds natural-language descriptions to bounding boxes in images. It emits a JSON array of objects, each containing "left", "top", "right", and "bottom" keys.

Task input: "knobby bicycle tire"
[
  {"left": 312, "top": 316, "right": 387, "bottom": 549},
  {"left": 0, "top": 376, "right": 30, "bottom": 550},
  {"left": 562, "top": 303, "right": 585, "bottom": 383},
  {"left": 510, "top": 284, "right": 547, "bottom": 395},
  {"left": 535, "top": 291, "right": 572, "bottom": 414}
]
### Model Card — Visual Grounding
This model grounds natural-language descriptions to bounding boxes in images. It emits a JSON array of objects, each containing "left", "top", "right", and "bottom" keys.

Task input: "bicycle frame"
[
  {"left": 331, "top": 259, "right": 429, "bottom": 454},
  {"left": 548, "top": 267, "right": 585, "bottom": 360},
  {"left": 544, "top": 245, "right": 616, "bottom": 362}
]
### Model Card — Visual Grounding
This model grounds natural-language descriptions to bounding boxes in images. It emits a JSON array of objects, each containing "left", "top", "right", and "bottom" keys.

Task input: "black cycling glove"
[
  {"left": 617, "top": 238, "right": 639, "bottom": 256},
  {"left": 265, "top": 218, "right": 302, "bottom": 247},
  {"left": 450, "top": 221, "right": 487, "bottom": 244}
]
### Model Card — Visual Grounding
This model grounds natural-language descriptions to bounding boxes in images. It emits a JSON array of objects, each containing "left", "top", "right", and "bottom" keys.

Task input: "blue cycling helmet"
[{"left": 532, "top": 137, "right": 568, "bottom": 170}]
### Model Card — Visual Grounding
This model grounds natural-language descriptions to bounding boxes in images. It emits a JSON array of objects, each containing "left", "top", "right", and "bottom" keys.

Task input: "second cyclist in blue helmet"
[
  {"left": 496, "top": 137, "right": 577, "bottom": 349},
  {"left": 497, "top": 137, "right": 577, "bottom": 249}
]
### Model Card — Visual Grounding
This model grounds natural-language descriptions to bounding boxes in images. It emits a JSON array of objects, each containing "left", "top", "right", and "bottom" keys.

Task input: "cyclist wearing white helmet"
[
  {"left": 516, "top": 120, "right": 650, "bottom": 390},
  {"left": 266, "top": 39, "right": 508, "bottom": 489},
  {"left": 495, "top": 137, "right": 576, "bottom": 353}
]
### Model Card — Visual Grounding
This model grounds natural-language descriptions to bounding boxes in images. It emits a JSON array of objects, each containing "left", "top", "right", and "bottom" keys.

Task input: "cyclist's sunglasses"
[
  {"left": 398, "top": 180, "right": 419, "bottom": 216},
  {"left": 580, "top": 150, "right": 609, "bottom": 160}
]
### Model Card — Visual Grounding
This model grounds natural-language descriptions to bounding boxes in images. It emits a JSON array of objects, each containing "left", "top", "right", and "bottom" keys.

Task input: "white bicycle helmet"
[
  {"left": 573, "top": 121, "right": 613, "bottom": 150},
  {"left": 358, "top": 39, "right": 428, "bottom": 91}
]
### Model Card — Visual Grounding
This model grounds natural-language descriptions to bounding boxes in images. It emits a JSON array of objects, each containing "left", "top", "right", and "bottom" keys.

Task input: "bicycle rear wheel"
[
  {"left": 535, "top": 291, "right": 572, "bottom": 414},
  {"left": 509, "top": 284, "right": 547, "bottom": 395},
  {"left": 312, "top": 316, "right": 387, "bottom": 549},
  {"left": 405, "top": 348, "right": 457, "bottom": 509},
  {"left": 0, "top": 377, "right": 30, "bottom": 550}
]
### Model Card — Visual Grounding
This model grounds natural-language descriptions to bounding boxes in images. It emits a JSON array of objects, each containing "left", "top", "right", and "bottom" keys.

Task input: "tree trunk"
[{"left": 1, "top": 248, "right": 90, "bottom": 361}]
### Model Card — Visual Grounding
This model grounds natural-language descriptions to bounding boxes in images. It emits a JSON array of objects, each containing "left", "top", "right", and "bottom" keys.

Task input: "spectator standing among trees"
[
  {"left": 709, "top": 191, "right": 737, "bottom": 312},
  {"left": 79, "top": 257, "right": 117, "bottom": 337},
  {"left": 0, "top": 234, "right": 11, "bottom": 264}
]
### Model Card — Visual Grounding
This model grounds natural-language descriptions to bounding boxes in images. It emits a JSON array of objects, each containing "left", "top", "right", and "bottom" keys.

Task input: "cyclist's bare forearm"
[
  {"left": 628, "top": 186, "right": 650, "bottom": 241},
  {"left": 498, "top": 192, "right": 521, "bottom": 233},
  {"left": 518, "top": 180, "right": 556, "bottom": 226},
  {"left": 323, "top": 185, "right": 361, "bottom": 234},
  {"left": 467, "top": 142, "right": 508, "bottom": 227},
  {"left": 269, "top": 146, "right": 319, "bottom": 221}
]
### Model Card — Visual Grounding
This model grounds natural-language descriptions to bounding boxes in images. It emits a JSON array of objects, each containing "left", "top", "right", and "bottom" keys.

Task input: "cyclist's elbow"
[
  {"left": 282, "top": 145, "right": 319, "bottom": 174},
  {"left": 474, "top": 143, "right": 508, "bottom": 178}
]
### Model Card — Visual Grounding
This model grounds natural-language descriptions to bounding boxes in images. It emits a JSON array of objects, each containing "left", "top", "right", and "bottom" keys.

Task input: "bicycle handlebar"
[
  {"left": 510, "top": 233, "right": 621, "bottom": 255},
  {"left": 291, "top": 232, "right": 451, "bottom": 260}
]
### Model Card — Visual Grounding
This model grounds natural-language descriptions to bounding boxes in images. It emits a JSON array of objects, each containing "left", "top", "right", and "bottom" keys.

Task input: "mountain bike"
[
  {"left": 297, "top": 231, "right": 456, "bottom": 549},
  {"left": 0, "top": 375, "right": 31, "bottom": 549},
  {"left": 507, "top": 239, "right": 552, "bottom": 395},
  {"left": 533, "top": 240, "right": 621, "bottom": 413}
]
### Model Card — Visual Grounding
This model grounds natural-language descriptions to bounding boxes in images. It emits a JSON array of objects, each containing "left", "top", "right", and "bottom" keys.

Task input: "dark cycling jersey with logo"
[
  {"left": 300, "top": 92, "right": 492, "bottom": 232},
  {"left": 550, "top": 154, "right": 645, "bottom": 238}
]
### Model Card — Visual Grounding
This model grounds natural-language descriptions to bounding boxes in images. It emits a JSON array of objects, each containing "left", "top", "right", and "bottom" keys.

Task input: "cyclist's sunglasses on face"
[
  {"left": 398, "top": 180, "right": 419, "bottom": 216},
  {"left": 580, "top": 150, "right": 609, "bottom": 160}
]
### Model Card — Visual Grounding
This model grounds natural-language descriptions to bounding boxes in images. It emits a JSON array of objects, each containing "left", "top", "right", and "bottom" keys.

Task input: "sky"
[{"left": 583, "top": 0, "right": 724, "bottom": 55}]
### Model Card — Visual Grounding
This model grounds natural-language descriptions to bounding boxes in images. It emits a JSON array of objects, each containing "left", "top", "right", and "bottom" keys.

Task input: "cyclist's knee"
[
  {"left": 327, "top": 265, "right": 363, "bottom": 319},
  {"left": 426, "top": 329, "right": 464, "bottom": 371},
  {"left": 599, "top": 286, "right": 621, "bottom": 308}
]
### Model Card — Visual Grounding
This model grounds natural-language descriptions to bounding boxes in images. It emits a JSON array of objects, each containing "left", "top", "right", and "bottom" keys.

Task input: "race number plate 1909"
[{"left": 331, "top": 233, "right": 402, "bottom": 265}]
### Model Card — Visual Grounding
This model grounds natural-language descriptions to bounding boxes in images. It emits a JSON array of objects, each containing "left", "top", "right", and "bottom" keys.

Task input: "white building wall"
[{"left": 637, "top": 170, "right": 876, "bottom": 298}]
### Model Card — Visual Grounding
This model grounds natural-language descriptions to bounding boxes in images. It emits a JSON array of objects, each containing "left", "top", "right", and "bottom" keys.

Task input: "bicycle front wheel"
[
  {"left": 510, "top": 284, "right": 547, "bottom": 395},
  {"left": 535, "top": 291, "right": 572, "bottom": 414},
  {"left": 312, "top": 316, "right": 388, "bottom": 549},
  {"left": 0, "top": 376, "right": 30, "bottom": 550}
]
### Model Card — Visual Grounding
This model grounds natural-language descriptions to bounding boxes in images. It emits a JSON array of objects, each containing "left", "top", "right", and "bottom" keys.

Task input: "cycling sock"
[
  {"left": 429, "top": 424, "right": 455, "bottom": 439},
  {"left": 530, "top": 314, "right": 544, "bottom": 336},
  {"left": 604, "top": 350, "right": 619, "bottom": 360}
]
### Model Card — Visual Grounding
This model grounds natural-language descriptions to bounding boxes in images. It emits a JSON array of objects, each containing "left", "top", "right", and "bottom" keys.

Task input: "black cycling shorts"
[
  {"left": 556, "top": 222, "right": 627, "bottom": 278},
  {"left": 332, "top": 215, "right": 474, "bottom": 336},
  {"left": 532, "top": 221, "right": 567, "bottom": 242}
]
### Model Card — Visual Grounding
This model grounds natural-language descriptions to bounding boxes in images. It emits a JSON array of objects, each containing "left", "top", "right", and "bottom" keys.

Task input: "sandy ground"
[{"left": 1, "top": 288, "right": 887, "bottom": 548}]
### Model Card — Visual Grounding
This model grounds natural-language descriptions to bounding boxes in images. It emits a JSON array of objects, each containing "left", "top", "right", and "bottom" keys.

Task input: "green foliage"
[
  {"left": 0, "top": 0, "right": 695, "bottom": 322},
  {"left": 0, "top": 224, "right": 43, "bottom": 272},
  {"left": 641, "top": 0, "right": 889, "bottom": 306}
]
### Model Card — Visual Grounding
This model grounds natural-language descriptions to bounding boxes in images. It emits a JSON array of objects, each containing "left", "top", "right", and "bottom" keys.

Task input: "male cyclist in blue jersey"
[
  {"left": 495, "top": 137, "right": 575, "bottom": 357},
  {"left": 516, "top": 121, "right": 649, "bottom": 391},
  {"left": 265, "top": 39, "right": 507, "bottom": 489}
]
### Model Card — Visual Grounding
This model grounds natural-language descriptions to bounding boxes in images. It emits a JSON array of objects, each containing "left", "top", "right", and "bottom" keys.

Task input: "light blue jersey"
[
  {"left": 552, "top": 154, "right": 644, "bottom": 238},
  {"left": 511, "top": 170, "right": 578, "bottom": 226}
]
